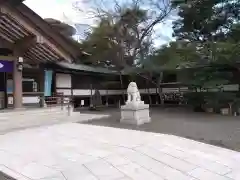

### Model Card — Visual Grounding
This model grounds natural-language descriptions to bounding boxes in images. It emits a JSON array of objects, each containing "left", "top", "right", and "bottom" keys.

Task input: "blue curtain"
[{"left": 44, "top": 70, "right": 53, "bottom": 96}]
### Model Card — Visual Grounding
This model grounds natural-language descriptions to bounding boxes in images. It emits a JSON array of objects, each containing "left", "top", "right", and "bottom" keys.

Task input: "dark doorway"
[{"left": 0, "top": 72, "right": 7, "bottom": 109}]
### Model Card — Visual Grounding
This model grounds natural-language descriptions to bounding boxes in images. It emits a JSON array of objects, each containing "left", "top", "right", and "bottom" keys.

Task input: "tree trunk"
[
  {"left": 229, "top": 102, "right": 233, "bottom": 115},
  {"left": 90, "top": 83, "right": 93, "bottom": 108},
  {"left": 134, "top": 71, "right": 164, "bottom": 105},
  {"left": 158, "top": 72, "right": 164, "bottom": 105},
  {"left": 106, "top": 89, "right": 109, "bottom": 106},
  {"left": 119, "top": 72, "right": 125, "bottom": 104},
  {"left": 147, "top": 80, "right": 152, "bottom": 105}
]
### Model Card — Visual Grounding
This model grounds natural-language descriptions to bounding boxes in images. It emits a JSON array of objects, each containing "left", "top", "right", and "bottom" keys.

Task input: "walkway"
[
  {"left": 83, "top": 107, "right": 240, "bottom": 151},
  {"left": 0, "top": 122, "right": 240, "bottom": 180},
  {"left": 0, "top": 108, "right": 109, "bottom": 134}
]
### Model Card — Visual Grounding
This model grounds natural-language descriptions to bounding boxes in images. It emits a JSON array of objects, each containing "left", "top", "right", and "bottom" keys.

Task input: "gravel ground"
[{"left": 79, "top": 107, "right": 240, "bottom": 151}]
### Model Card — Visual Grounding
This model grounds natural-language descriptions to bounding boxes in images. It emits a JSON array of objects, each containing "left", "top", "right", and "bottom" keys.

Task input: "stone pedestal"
[{"left": 120, "top": 101, "right": 151, "bottom": 125}]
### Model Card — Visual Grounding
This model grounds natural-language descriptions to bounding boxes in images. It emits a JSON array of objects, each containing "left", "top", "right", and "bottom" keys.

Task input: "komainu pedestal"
[{"left": 120, "top": 82, "right": 151, "bottom": 125}]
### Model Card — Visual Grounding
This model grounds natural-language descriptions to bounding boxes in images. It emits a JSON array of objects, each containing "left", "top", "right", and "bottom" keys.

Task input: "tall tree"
[
  {"left": 171, "top": 0, "right": 240, "bottom": 111},
  {"left": 172, "top": 0, "right": 240, "bottom": 43},
  {"left": 74, "top": 0, "right": 173, "bottom": 66}
]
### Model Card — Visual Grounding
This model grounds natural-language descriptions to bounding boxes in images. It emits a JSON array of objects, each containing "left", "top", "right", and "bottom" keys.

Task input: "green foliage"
[
  {"left": 184, "top": 92, "right": 239, "bottom": 112},
  {"left": 188, "top": 66, "right": 232, "bottom": 90},
  {"left": 80, "top": 19, "right": 114, "bottom": 66},
  {"left": 172, "top": 0, "right": 240, "bottom": 43},
  {"left": 79, "top": 6, "right": 153, "bottom": 69},
  {"left": 147, "top": 41, "right": 202, "bottom": 70},
  {"left": 76, "top": 0, "right": 240, "bottom": 111}
]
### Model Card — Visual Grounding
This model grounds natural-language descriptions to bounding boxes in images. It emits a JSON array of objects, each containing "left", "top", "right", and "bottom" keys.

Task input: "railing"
[{"left": 39, "top": 93, "right": 73, "bottom": 116}]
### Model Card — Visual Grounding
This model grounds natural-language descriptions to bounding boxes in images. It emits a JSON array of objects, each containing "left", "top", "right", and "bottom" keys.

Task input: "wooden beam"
[
  {"left": 2, "top": 15, "right": 29, "bottom": 35},
  {"left": 0, "top": 6, "right": 73, "bottom": 62},
  {"left": 0, "top": 28, "right": 14, "bottom": 42},
  {"left": 0, "top": 34, "right": 13, "bottom": 48},
  {"left": 24, "top": 51, "right": 42, "bottom": 62},
  {"left": 13, "top": 34, "right": 36, "bottom": 55},
  {"left": 40, "top": 44, "right": 60, "bottom": 59},
  {"left": 0, "top": 18, "right": 25, "bottom": 38},
  {"left": 28, "top": 48, "right": 48, "bottom": 61},
  {"left": 0, "top": 0, "right": 23, "bottom": 6},
  {"left": 34, "top": 44, "right": 57, "bottom": 61},
  {"left": 0, "top": 22, "right": 20, "bottom": 40}
]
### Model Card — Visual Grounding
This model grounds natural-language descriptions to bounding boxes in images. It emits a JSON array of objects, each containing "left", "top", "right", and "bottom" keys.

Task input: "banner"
[
  {"left": 0, "top": 60, "right": 13, "bottom": 72},
  {"left": 7, "top": 79, "right": 13, "bottom": 93},
  {"left": 44, "top": 70, "right": 53, "bottom": 96}
]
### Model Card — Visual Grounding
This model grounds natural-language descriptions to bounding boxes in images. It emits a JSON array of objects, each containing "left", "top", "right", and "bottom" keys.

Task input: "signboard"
[
  {"left": 0, "top": 60, "right": 13, "bottom": 72},
  {"left": 81, "top": 100, "right": 84, "bottom": 106},
  {"left": 7, "top": 79, "right": 13, "bottom": 93}
]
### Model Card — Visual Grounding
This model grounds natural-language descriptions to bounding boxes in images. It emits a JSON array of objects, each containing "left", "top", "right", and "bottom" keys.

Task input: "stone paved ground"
[
  {"left": 0, "top": 122, "right": 240, "bottom": 180},
  {"left": 0, "top": 111, "right": 109, "bottom": 134},
  {"left": 81, "top": 107, "right": 240, "bottom": 151}
]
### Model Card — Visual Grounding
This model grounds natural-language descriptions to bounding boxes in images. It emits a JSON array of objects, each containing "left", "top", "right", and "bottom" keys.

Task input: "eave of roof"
[
  {"left": 17, "top": 4, "right": 76, "bottom": 58},
  {"left": 5, "top": 2, "right": 85, "bottom": 62},
  {"left": 56, "top": 62, "right": 121, "bottom": 75},
  {"left": 0, "top": 11, "right": 65, "bottom": 63}
]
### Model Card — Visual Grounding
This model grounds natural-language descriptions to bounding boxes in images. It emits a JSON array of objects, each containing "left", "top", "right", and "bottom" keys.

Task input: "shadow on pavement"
[{"left": 79, "top": 107, "right": 240, "bottom": 151}]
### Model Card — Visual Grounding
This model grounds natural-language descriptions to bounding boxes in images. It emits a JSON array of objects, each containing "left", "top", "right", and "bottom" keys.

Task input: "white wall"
[
  {"left": 55, "top": 72, "right": 239, "bottom": 96},
  {"left": 71, "top": 84, "right": 238, "bottom": 96},
  {"left": 56, "top": 89, "right": 72, "bottom": 96},
  {"left": 223, "top": 84, "right": 239, "bottom": 91},
  {"left": 56, "top": 73, "right": 71, "bottom": 88},
  {"left": 8, "top": 96, "right": 40, "bottom": 104},
  {"left": 72, "top": 89, "right": 157, "bottom": 96}
]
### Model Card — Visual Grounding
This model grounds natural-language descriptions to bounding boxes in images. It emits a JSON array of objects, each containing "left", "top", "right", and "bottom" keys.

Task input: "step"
[
  {"left": 0, "top": 115, "right": 68, "bottom": 133},
  {"left": 0, "top": 108, "right": 69, "bottom": 121},
  {"left": 0, "top": 107, "right": 64, "bottom": 115}
]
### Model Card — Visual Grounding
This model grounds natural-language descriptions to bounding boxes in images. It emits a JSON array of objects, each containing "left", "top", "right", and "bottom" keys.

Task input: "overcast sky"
[{"left": 24, "top": 0, "right": 174, "bottom": 46}]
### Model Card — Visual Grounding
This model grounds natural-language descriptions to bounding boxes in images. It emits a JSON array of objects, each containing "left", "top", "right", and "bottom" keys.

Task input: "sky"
[
  {"left": 24, "top": 0, "right": 174, "bottom": 46},
  {"left": 24, "top": 0, "right": 95, "bottom": 25}
]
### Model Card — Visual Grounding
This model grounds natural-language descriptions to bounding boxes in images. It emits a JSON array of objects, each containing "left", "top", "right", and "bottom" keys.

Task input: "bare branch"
[{"left": 72, "top": 0, "right": 174, "bottom": 68}]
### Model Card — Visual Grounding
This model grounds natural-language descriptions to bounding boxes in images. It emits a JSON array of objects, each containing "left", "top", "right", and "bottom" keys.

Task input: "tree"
[
  {"left": 171, "top": 0, "right": 240, "bottom": 78},
  {"left": 139, "top": 40, "right": 201, "bottom": 104},
  {"left": 75, "top": 0, "right": 239, "bottom": 108},
  {"left": 74, "top": 0, "right": 173, "bottom": 66},
  {"left": 172, "top": 0, "right": 240, "bottom": 43},
  {"left": 75, "top": 1, "right": 174, "bottom": 103},
  {"left": 79, "top": 19, "right": 115, "bottom": 66},
  {"left": 172, "top": 0, "right": 240, "bottom": 63}
]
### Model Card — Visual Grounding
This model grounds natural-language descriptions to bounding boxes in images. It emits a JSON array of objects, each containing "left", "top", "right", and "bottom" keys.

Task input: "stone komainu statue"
[{"left": 126, "top": 82, "right": 141, "bottom": 103}]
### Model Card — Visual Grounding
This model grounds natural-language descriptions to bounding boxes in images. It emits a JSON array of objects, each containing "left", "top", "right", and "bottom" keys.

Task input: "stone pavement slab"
[
  {"left": 0, "top": 112, "right": 109, "bottom": 134},
  {"left": 0, "top": 122, "right": 239, "bottom": 180}
]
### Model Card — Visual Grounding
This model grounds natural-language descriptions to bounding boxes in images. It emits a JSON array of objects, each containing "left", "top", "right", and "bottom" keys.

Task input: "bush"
[{"left": 184, "top": 92, "right": 239, "bottom": 114}]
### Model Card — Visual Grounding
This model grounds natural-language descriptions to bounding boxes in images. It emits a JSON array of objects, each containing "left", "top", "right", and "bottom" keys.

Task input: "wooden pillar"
[{"left": 13, "top": 57, "right": 23, "bottom": 109}]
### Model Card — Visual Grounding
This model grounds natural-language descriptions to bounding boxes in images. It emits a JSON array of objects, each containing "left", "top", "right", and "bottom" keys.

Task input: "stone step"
[
  {"left": 0, "top": 107, "right": 70, "bottom": 121},
  {"left": 0, "top": 107, "right": 63, "bottom": 115},
  {"left": 0, "top": 115, "right": 68, "bottom": 133}
]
